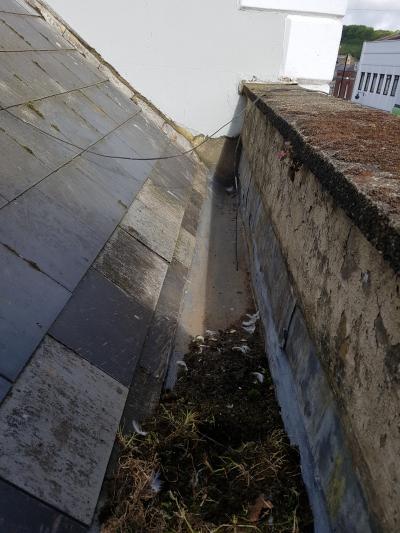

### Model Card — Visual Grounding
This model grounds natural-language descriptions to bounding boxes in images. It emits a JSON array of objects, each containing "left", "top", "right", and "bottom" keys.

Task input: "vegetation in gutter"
[{"left": 101, "top": 319, "right": 312, "bottom": 532}]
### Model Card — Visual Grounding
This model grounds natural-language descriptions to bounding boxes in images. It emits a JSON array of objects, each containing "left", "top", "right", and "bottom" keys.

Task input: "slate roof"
[{"left": 0, "top": 0, "right": 207, "bottom": 529}]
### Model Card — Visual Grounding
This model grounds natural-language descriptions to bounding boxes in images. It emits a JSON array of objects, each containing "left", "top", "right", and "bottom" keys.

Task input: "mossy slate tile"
[{"left": 0, "top": 336, "right": 127, "bottom": 525}]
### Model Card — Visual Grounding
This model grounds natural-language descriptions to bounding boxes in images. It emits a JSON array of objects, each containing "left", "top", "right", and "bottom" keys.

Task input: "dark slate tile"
[
  {"left": 11, "top": 95, "right": 102, "bottom": 151},
  {"left": 79, "top": 136, "right": 147, "bottom": 206},
  {"left": 0, "top": 127, "right": 50, "bottom": 200},
  {"left": 0, "top": 376, "right": 11, "bottom": 403},
  {"left": 50, "top": 268, "right": 153, "bottom": 386},
  {"left": 0, "top": 479, "right": 87, "bottom": 533},
  {"left": 0, "top": 243, "right": 70, "bottom": 382},
  {"left": 98, "top": 130, "right": 159, "bottom": 185},
  {"left": 0, "top": 111, "right": 81, "bottom": 170},
  {"left": 0, "top": 188, "right": 102, "bottom": 291},
  {"left": 38, "top": 160, "right": 125, "bottom": 238}
]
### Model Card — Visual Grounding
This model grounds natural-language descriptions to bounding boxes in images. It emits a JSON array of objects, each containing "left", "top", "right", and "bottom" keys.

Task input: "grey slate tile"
[
  {"left": 0, "top": 335, "right": 127, "bottom": 525},
  {"left": 38, "top": 159, "right": 125, "bottom": 238},
  {"left": 121, "top": 179, "right": 185, "bottom": 262},
  {"left": 0, "top": 17, "right": 31, "bottom": 50},
  {"left": 94, "top": 227, "right": 168, "bottom": 309},
  {"left": 0, "top": 188, "right": 103, "bottom": 291},
  {"left": 81, "top": 81, "right": 138, "bottom": 124},
  {"left": 81, "top": 134, "right": 155, "bottom": 196},
  {"left": 0, "top": 13, "right": 69, "bottom": 50},
  {"left": 0, "top": 110, "right": 82, "bottom": 170},
  {"left": 0, "top": 243, "right": 70, "bottom": 382},
  {"left": 23, "top": 14, "right": 73, "bottom": 50},
  {"left": 114, "top": 114, "right": 174, "bottom": 158},
  {"left": 0, "top": 0, "right": 33, "bottom": 15},
  {"left": 0, "top": 479, "right": 87, "bottom": 533},
  {"left": 0, "top": 52, "right": 62, "bottom": 108},
  {"left": 77, "top": 144, "right": 145, "bottom": 207},
  {"left": 26, "top": 52, "right": 94, "bottom": 93},
  {"left": 50, "top": 268, "right": 153, "bottom": 386},
  {"left": 0, "top": 193, "right": 8, "bottom": 208},
  {"left": 56, "top": 50, "right": 106, "bottom": 86},
  {"left": 0, "top": 376, "right": 11, "bottom": 403},
  {"left": 0, "top": 126, "right": 50, "bottom": 199},
  {"left": 11, "top": 95, "right": 103, "bottom": 150},
  {"left": 62, "top": 90, "right": 118, "bottom": 134}
]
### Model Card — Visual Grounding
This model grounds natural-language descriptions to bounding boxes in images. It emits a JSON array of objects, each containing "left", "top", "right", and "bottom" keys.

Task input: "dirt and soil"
[{"left": 101, "top": 315, "right": 313, "bottom": 532}]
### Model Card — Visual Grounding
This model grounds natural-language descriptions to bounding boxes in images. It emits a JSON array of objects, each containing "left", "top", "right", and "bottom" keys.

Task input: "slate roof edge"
[
  {"left": 25, "top": 0, "right": 202, "bottom": 162},
  {"left": 242, "top": 83, "right": 400, "bottom": 274}
]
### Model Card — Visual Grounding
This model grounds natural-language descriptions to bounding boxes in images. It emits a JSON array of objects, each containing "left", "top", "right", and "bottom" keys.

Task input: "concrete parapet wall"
[{"left": 240, "top": 84, "right": 400, "bottom": 532}]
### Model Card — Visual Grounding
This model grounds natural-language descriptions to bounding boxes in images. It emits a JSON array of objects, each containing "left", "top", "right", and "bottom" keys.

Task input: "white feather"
[
  {"left": 252, "top": 372, "right": 264, "bottom": 384},
  {"left": 132, "top": 420, "right": 147, "bottom": 436},
  {"left": 232, "top": 345, "right": 251, "bottom": 354},
  {"left": 150, "top": 471, "right": 163, "bottom": 493}
]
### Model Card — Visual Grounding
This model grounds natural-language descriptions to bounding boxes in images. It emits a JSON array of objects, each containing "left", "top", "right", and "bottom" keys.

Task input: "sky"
[{"left": 344, "top": 0, "right": 400, "bottom": 30}]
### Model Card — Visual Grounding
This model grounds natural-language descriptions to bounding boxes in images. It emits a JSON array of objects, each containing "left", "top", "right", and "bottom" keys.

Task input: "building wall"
[
  {"left": 240, "top": 88, "right": 400, "bottom": 532},
  {"left": 352, "top": 40, "right": 400, "bottom": 112},
  {"left": 41, "top": 0, "right": 346, "bottom": 136},
  {"left": 332, "top": 69, "right": 356, "bottom": 99}
]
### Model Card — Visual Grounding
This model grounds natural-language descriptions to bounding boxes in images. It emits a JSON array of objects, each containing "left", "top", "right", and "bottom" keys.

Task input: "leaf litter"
[{"left": 101, "top": 313, "right": 313, "bottom": 532}]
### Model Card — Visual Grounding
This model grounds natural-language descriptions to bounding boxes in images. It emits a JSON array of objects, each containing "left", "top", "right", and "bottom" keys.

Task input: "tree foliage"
[{"left": 340, "top": 25, "right": 398, "bottom": 59}]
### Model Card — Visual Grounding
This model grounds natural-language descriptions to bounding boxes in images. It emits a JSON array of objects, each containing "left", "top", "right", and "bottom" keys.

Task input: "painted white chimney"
[{"left": 39, "top": 0, "right": 347, "bottom": 136}]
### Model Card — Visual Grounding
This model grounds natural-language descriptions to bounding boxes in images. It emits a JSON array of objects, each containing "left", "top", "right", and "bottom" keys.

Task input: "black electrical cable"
[
  {"left": 0, "top": 48, "right": 76, "bottom": 52},
  {"left": 2, "top": 79, "right": 109, "bottom": 111},
  {"left": 2, "top": 95, "right": 263, "bottom": 162},
  {"left": 0, "top": 10, "right": 40, "bottom": 16}
]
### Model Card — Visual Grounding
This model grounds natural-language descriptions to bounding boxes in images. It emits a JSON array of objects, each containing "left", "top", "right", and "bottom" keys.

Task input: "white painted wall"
[
  {"left": 352, "top": 40, "right": 400, "bottom": 113},
  {"left": 239, "top": 0, "right": 347, "bottom": 17},
  {"left": 282, "top": 15, "right": 344, "bottom": 93},
  {"left": 43, "top": 0, "right": 346, "bottom": 136}
]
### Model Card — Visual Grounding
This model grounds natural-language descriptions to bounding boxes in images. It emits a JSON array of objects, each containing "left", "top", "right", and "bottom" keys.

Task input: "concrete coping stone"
[{"left": 243, "top": 83, "right": 400, "bottom": 273}]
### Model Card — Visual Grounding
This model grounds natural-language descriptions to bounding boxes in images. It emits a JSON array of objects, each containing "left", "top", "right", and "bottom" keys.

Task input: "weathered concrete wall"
[{"left": 240, "top": 85, "right": 400, "bottom": 532}]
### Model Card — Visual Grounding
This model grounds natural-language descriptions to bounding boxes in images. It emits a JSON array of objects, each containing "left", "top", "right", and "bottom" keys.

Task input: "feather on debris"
[
  {"left": 150, "top": 471, "right": 163, "bottom": 494},
  {"left": 242, "top": 311, "right": 260, "bottom": 334},
  {"left": 232, "top": 345, "right": 251, "bottom": 354},
  {"left": 132, "top": 420, "right": 147, "bottom": 436}
]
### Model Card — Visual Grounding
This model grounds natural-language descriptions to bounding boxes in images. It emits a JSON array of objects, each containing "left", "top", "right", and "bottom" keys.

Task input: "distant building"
[
  {"left": 331, "top": 55, "right": 358, "bottom": 100},
  {"left": 352, "top": 35, "right": 400, "bottom": 114}
]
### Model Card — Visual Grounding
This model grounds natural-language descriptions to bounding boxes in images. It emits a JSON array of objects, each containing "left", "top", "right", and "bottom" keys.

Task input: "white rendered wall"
[
  {"left": 239, "top": 0, "right": 347, "bottom": 17},
  {"left": 352, "top": 41, "right": 400, "bottom": 112},
  {"left": 43, "top": 0, "right": 346, "bottom": 136}
]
